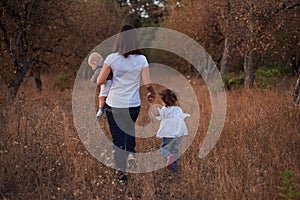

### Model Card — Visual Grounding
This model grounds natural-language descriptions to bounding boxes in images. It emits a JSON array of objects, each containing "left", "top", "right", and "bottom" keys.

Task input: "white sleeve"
[
  {"left": 181, "top": 113, "right": 190, "bottom": 119},
  {"left": 155, "top": 107, "right": 165, "bottom": 121},
  {"left": 104, "top": 53, "right": 116, "bottom": 66},
  {"left": 179, "top": 107, "right": 190, "bottom": 119},
  {"left": 141, "top": 55, "right": 149, "bottom": 68}
]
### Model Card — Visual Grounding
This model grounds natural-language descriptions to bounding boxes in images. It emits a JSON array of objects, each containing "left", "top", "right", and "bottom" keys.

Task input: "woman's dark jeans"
[{"left": 105, "top": 104, "right": 140, "bottom": 171}]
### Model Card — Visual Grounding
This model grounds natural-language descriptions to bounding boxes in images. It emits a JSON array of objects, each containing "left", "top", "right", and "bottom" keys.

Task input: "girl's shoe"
[{"left": 166, "top": 154, "right": 175, "bottom": 170}]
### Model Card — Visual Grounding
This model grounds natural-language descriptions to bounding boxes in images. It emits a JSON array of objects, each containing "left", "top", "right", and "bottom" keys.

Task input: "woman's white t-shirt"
[
  {"left": 104, "top": 53, "right": 149, "bottom": 108},
  {"left": 156, "top": 106, "right": 190, "bottom": 138}
]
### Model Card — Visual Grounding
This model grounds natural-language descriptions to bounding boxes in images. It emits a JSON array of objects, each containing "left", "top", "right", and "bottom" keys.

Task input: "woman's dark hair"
[
  {"left": 113, "top": 24, "right": 143, "bottom": 58},
  {"left": 159, "top": 89, "right": 179, "bottom": 107}
]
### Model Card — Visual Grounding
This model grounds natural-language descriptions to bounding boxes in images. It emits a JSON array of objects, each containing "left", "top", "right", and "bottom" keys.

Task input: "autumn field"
[
  {"left": 0, "top": 72, "right": 299, "bottom": 200},
  {"left": 1, "top": 0, "right": 300, "bottom": 199}
]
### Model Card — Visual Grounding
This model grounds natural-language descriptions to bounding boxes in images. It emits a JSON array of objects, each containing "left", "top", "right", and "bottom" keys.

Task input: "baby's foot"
[{"left": 96, "top": 108, "right": 104, "bottom": 118}]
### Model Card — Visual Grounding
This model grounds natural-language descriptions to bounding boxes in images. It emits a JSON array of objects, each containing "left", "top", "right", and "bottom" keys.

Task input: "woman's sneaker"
[
  {"left": 127, "top": 153, "right": 137, "bottom": 171},
  {"left": 166, "top": 154, "right": 175, "bottom": 170}
]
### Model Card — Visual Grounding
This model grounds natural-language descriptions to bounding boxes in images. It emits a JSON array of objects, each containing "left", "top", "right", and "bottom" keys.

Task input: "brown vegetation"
[
  {"left": 0, "top": 72, "right": 299, "bottom": 199},
  {"left": 1, "top": 1, "right": 299, "bottom": 199},
  {"left": 0, "top": 0, "right": 129, "bottom": 100}
]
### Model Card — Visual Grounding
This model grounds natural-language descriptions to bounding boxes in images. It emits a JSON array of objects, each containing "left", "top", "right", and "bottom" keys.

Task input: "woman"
[{"left": 97, "top": 24, "right": 155, "bottom": 182}]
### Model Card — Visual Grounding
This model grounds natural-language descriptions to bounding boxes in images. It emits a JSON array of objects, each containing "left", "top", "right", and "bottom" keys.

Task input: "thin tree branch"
[
  {"left": 272, "top": 3, "right": 300, "bottom": 15},
  {"left": 32, "top": 59, "right": 51, "bottom": 67},
  {"left": 32, "top": 47, "right": 73, "bottom": 57},
  {"left": 0, "top": 20, "right": 19, "bottom": 68}
]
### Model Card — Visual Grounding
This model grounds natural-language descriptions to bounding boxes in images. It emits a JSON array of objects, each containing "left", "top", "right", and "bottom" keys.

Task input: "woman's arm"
[
  {"left": 147, "top": 92, "right": 159, "bottom": 116},
  {"left": 142, "top": 67, "right": 156, "bottom": 98},
  {"left": 97, "top": 64, "right": 112, "bottom": 85},
  {"left": 150, "top": 104, "right": 160, "bottom": 116}
]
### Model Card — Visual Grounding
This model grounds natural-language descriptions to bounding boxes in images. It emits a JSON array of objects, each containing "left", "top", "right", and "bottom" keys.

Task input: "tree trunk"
[
  {"left": 6, "top": 56, "right": 30, "bottom": 101},
  {"left": 220, "top": 37, "right": 229, "bottom": 74},
  {"left": 220, "top": 1, "right": 231, "bottom": 74},
  {"left": 244, "top": 50, "right": 255, "bottom": 88},
  {"left": 293, "top": 74, "right": 300, "bottom": 104}
]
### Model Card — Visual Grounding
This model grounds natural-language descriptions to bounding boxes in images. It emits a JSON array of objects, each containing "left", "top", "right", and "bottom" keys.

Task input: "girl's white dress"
[{"left": 155, "top": 106, "right": 190, "bottom": 138}]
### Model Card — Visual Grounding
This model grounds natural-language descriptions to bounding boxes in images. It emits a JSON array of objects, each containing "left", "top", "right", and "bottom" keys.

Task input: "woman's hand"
[{"left": 147, "top": 92, "right": 155, "bottom": 103}]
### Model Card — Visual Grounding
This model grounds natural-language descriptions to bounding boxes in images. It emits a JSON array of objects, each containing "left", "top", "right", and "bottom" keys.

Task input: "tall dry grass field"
[{"left": 0, "top": 74, "right": 299, "bottom": 199}]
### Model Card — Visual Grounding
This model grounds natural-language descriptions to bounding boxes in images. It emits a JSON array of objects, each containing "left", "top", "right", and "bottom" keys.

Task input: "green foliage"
[
  {"left": 257, "top": 67, "right": 281, "bottom": 77},
  {"left": 219, "top": 62, "right": 291, "bottom": 90},
  {"left": 256, "top": 67, "right": 279, "bottom": 89},
  {"left": 52, "top": 71, "right": 73, "bottom": 91},
  {"left": 255, "top": 64, "right": 290, "bottom": 89},
  {"left": 277, "top": 169, "right": 300, "bottom": 200},
  {"left": 222, "top": 72, "right": 244, "bottom": 89}
]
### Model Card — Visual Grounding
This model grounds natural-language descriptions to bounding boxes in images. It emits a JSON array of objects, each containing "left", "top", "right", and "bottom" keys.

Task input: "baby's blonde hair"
[{"left": 88, "top": 52, "right": 103, "bottom": 70}]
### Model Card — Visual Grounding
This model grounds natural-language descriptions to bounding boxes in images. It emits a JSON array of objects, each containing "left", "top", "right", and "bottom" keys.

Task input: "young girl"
[{"left": 148, "top": 89, "right": 190, "bottom": 172}]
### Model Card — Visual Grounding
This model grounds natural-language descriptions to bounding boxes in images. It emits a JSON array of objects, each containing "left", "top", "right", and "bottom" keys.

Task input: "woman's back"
[{"left": 104, "top": 53, "right": 148, "bottom": 108}]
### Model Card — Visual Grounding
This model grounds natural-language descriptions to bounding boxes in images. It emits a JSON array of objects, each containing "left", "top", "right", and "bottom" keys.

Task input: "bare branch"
[
  {"left": 32, "top": 59, "right": 51, "bottom": 67},
  {"left": 272, "top": 3, "right": 300, "bottom": 15},
  {"left": 0, "top": 19, "right": 11, "bottom": 50},
  {"left": 32, "top": 47, "right": 73, "bottom": 57},
  {"left": 0, "top": 20, "right": 19, "bottom": 68}
]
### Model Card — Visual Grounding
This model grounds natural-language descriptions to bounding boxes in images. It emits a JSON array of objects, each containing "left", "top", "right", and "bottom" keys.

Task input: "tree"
[
  {"left": 222, "top": 1, "right": 300, "bottom": 88},
  {"left": 158, "top": 0, "right": 225, "bottom": 75},
  {"left": 0, "top": 0, "right": 128, "bottom": 101},
  {"left": 161, "top": 0, "right": 300, "bottom": 88},
  {"left": 293, "top": 74, "right": 300, "bottom": 104},
  {"left": 0, "top": 0, "right": 68, "bottom": 100},
  {"left": 117, "top": 0, "right": 168, "bottom": 26}
]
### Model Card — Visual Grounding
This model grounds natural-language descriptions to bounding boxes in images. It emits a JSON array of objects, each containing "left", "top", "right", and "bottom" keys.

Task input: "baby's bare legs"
[{"left": 99, "top": 96, "right": 106, "bottom": 109}]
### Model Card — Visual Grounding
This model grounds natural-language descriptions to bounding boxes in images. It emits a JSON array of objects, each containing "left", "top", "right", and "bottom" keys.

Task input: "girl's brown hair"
[
  {"left": 159, "top": 89, "right": 179, "bottom": 107},
  {"left": 113, "top": 24, "right": 143, "bottom": 58}
]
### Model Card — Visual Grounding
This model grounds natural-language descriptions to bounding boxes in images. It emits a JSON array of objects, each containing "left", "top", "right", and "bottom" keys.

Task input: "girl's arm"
[{"left": 97, "top": 64, "right": 112, "bottom": 85}]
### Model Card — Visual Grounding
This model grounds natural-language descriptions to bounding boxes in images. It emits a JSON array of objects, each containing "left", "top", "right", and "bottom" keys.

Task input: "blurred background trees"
[
  {"left": 162, "top": 0, "right": 299, "bottom": 88},
  {"left": 0, "top": 0, "right": 128, "bottom": 100},
  {"left": 1, "top": 0, "right": 299, "bottom": 100}
]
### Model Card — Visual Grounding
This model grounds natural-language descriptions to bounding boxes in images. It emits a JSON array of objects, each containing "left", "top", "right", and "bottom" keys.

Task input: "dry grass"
[{"left": 0, "top": 74, "right": 299, "bottom": 199}]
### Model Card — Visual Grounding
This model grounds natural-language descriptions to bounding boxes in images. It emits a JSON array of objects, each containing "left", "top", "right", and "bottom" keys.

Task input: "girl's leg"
[
  {"left": 170, "top": 137, "right": 183, "bottom": 171},
  {"left": 161, "top": 138, "right": 177, "bottom": 170},
  {"left": 160, "top": 138, "right": 173, "bottom": 159}
]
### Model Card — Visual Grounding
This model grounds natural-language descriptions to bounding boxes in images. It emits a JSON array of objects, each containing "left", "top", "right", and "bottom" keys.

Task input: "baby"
[{"left": 88, "top": 52, "right": 113, "bottom": 118}]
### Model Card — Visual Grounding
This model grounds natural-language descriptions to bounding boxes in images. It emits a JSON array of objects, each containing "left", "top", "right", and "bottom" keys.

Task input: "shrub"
[
  {"left": 222, "top": 72, "right": 244, "bottom": 89},
  {"left": 277, "top": 169, "right": 300, "bottom": 200},
  {"left": 52, "top": 71, "right": 74, "bottom": 91}
]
